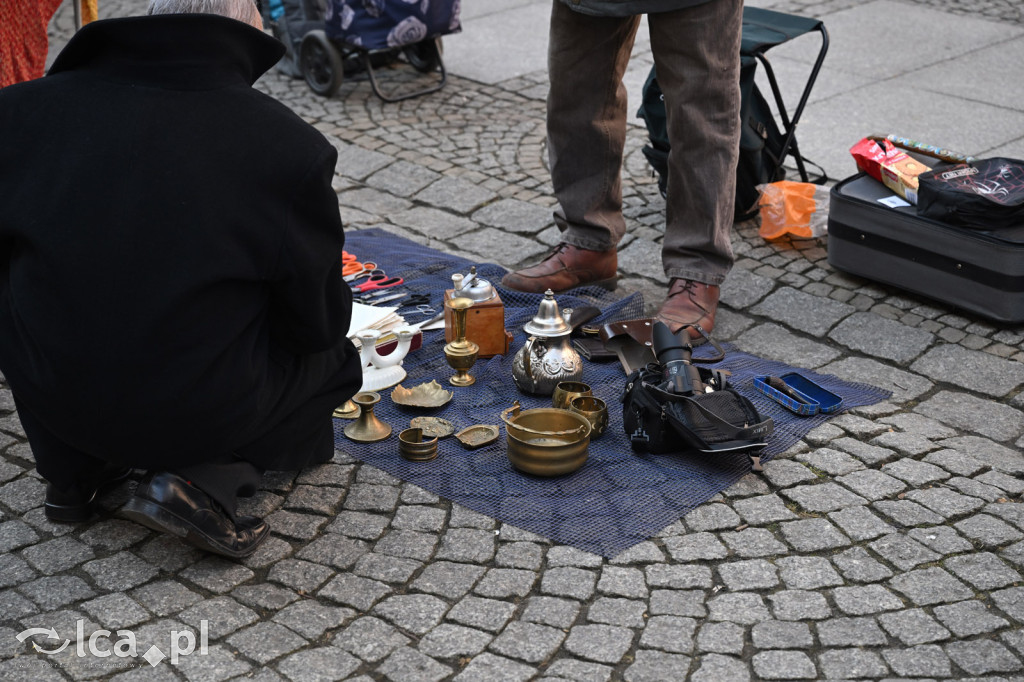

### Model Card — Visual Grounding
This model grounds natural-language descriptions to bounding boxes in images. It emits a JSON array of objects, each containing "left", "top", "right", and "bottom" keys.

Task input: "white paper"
[
  {"left": 347, "top": 302, "right": 404, "bottom": 338},
  {"left": 878, "top": 195, "right": 911, "bottom": 208}
]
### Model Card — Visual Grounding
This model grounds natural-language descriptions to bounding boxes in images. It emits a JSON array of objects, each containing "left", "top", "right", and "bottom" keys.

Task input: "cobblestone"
[
  {"left": 819, "top": 648, "right": 890, "bottom": 679},
  {"left": 956, "top": 513, "right": 1024, "bottom": 547},
  {"left": 751, "top": 649, "right": 818, "bottom": 679},
  {"left": 878, "top": 608, "right": 951, "bottom": 646},
  {"left": 779, "top": 517, "right": 851, "bottom": 551},
  {"left": 889, "top": 567, "right": 975, "bottom": 606},
  {"left": 776, "top": 556, "right": 844, "bottom": 590},
  {"left": 817, "top": 617, "right": 888, "bottom": 647},
  {"left": 832, "top": 546, "right": 895, "bottom": 583},
  {"left": 934, "top": 599, "right": 1011, "bottom": 637}
]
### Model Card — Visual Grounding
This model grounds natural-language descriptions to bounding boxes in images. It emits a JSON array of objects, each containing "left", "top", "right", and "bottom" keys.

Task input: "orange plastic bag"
[{"left": 757, "top": 181, "right": 830, "bottom": 240}]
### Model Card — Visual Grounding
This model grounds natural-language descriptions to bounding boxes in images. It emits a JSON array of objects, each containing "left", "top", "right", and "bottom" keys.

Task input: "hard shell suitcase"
[{"left": 827, "top": 172, "right": 1024, "bottom": 324}]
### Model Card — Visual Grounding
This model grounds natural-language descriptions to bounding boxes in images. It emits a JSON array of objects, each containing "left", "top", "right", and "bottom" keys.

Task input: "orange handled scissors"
[
  {"left": 351, "top": 273, "right": 404, "bottom": 293},
  {"left": 342, "top": 261, "right": 378, "bottom": 279}
]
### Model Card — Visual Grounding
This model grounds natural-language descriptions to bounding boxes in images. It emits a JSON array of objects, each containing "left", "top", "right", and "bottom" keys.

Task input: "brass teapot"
[{"left": 512, "top": 290, "right": 583, "bottom": 396}]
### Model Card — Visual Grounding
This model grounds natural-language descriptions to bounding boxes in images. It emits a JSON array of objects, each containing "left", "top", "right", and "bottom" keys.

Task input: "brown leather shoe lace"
[{"left": 666, "top": 279, "right": 710, "bottom": 314}]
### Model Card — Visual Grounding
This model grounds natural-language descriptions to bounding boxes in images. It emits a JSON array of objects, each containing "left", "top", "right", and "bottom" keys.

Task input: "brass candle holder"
[
  {"left": 343, "top": 392, "right": 392, "bottom": 442},
  {"left": 444, "top": 297, "right": 479, "bottom": 386},
  {"left": 333, "top": 399, "right": 359, "bottom": 419}
]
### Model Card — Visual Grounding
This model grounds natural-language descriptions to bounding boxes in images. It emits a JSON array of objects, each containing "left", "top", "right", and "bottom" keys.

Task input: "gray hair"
[{"left": 147, "top": 0, "right": 262, "bottom": 28}]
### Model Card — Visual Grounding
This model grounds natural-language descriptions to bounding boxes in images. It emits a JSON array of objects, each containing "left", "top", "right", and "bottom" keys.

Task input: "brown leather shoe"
[
  {"left": 501, "top": 243, "right": 617, "bottom": 294},
  {"left": 656, "top": 278, "right": 720, "bottom": 339}
]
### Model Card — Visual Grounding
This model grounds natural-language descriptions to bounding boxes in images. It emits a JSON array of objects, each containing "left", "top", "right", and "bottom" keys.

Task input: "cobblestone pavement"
[{"left": 3, "top": 1, "right": 1024, "bottom": 680}]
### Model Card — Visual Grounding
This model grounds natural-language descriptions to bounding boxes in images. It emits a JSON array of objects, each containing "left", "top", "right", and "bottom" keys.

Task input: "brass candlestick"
[
  {"left": 333, "top": 399, "right": 359, "bottom": 419},
  {"left": 444, "top": 297, "right": 479, "bottom": 386},
  {"left": 344, "top": 392, "right": 392, "bottom": 442}
]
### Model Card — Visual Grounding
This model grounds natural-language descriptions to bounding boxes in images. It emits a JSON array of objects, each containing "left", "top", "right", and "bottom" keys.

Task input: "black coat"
[{"left": 0, "top": 14, "right": 359, "bottom": 467}]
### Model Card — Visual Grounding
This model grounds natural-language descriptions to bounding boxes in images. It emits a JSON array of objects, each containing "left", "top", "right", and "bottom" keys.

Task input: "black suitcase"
[{"left": 827, "top": 172, "right": 1024, "bottom": 324}]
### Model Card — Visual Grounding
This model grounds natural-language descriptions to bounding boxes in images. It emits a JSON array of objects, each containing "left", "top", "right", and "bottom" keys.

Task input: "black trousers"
[{"left": 15, "top": 340, "right": 361, "bottom": 517}]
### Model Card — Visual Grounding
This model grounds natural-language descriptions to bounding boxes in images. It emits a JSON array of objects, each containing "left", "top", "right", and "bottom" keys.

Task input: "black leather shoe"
[
  {"left": 45, "top": 466, "right": 133, "bottom": 523},
  {"left": 122, "top": 472, "right": 269, "bottom": 559}
]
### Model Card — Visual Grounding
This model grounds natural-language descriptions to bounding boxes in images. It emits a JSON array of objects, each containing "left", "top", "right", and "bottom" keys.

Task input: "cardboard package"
[{"left": 850, "top": 137, "right": 932, "bottom": 204}]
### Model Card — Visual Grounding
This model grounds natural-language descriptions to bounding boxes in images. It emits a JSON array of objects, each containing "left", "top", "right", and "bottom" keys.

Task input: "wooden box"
[{"left": 444, "top": 289, "right": 513, "bottom": 358}]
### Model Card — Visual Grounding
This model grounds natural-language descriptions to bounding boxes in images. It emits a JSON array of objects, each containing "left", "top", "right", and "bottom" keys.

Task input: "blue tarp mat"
[{"left": 337, "top": 229, "right": 890, "bottom": 557}]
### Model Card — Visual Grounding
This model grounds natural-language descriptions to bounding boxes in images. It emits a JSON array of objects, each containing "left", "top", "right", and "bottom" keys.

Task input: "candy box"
[{"left": 850, "top": 137, "right": 932, "bottom": 204}]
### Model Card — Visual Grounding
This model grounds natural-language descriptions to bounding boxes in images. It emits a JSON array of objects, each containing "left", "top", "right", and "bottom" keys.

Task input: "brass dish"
[
  {"left": 454, "top": 424, "right": 500, "bottom": 450},
  {"left": 499, "top": 401, "right": 591, "bottom": 477},
  {"left": 398, "top": 428, "right": 439, "bottom": 462},
  {"left": 409, "top": 416, "right": 455, "bottom": 439},
  {"left": 391, "top": 380, "right": 454, "bottom": 408}
]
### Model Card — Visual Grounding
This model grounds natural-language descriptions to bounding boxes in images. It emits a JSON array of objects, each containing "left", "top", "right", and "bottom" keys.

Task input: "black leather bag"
[
  {"left": 917, "top": 157, "right": 1024, "bottom": 230},
  {"left": 621, "top": 363, "right": 774, "bottom": 470}
]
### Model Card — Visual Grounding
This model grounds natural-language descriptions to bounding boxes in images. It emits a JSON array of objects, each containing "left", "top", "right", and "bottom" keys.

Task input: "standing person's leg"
[
  {"left": 501, "top": 1, "right": 640, "bottom": 294},
  {"left": 649, "top": 0, "right": 742, "bottom": 337}
]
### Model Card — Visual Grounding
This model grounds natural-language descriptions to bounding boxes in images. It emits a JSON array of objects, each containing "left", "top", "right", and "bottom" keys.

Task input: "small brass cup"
[
  {"left": 552, "top": 381, "right": 592, "bottom": 410},
  {"left": 569, "top": 395, "right": 609, "bottom": 440},
  {"left": 398, "top": 427, "right": 439, "bottom": 462}
]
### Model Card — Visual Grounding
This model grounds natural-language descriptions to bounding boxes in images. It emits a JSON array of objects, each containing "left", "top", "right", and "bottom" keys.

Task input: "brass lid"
[{"left": 523, "top": 289, "right": 572, "bottom": 337}]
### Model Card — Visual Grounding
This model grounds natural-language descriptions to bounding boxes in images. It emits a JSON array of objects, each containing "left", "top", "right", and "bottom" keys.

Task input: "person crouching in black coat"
[{"left": 0, "top": 0, "right": 363, "bottom": 558}]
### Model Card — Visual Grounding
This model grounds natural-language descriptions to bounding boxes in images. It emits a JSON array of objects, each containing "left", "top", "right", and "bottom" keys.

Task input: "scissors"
[
  {"left": 359, "top": 287, "right": 407, "bottom": 301},
  {"left": 358, "top": 291, "right": 408, "bottom": 305},
  {"left": 351, "top": 272, "right": 404, "bottom": 293},
  {"left": 343, "top": 262, "right": 380, "bottom": 281},
  {"left": 405, "top": 304, "right": 436, "bottom": 316},
  {"left": 398, "top": 294, "right": 432, "bottom": 310},
  {"left": 342, "top": 251, "right": 357, "bottom": 264}
]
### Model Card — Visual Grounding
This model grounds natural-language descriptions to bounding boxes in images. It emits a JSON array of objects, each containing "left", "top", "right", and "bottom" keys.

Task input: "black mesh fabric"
[{"left": 337, "top": 229, "right": 891, "bottom": 557}]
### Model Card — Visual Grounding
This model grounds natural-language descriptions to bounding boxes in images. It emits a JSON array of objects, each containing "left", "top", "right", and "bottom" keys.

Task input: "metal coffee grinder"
[{"left": 443, "top": 266, "right": 512, "bottom": 358}]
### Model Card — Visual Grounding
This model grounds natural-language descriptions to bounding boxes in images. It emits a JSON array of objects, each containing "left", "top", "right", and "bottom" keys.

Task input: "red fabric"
[{"left": 0, "top": 0, "right": 65, "bottom": 88}]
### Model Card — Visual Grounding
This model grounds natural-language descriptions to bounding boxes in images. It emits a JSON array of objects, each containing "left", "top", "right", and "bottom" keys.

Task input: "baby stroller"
[{"left": 264, "top": 0, "right": 460, "bottom": 102}]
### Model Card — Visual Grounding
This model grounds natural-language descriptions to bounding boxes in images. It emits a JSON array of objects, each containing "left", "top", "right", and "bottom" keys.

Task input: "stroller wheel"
[
  {"left": 403, "top": 38, "right": 442, "bottom": 73},
  {"left": 300, "top": 30, "right": 343, "bottom": 97}
]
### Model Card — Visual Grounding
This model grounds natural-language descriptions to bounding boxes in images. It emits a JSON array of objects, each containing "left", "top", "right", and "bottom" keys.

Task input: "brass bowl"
[
  {"left": 500, "top": 402, "right": 591, "bottom": 477},
  {"left": 398, "top": 428, "right": 439, "bottom": 462}
]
